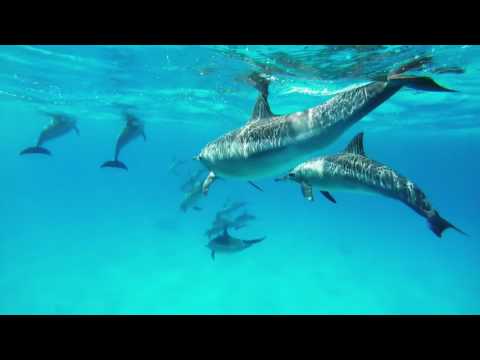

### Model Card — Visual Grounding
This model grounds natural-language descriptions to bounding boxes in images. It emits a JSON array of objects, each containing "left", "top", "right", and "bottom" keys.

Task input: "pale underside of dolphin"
[
  {"left": 276, "top": 132, "right": 467, "bottom": 238},
  {"left": 195, "top": 70, "right": 456, "bottom": 195}
]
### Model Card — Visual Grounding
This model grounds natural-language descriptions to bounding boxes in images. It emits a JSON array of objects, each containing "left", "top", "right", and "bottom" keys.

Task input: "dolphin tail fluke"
[
  {"left": 20, "top": 146, "right": 51, "bottom": 156},
  {"left": 388, "top": 74, "right": 457, "bottom": 92},
  {"left": 428, "top": 211, "right": 467, "bottom": 238},
  {"left": 244, "top": 237, "right": 266, "bottom": 246},
  {"left": 101, "top": 160, "right": 128, "bottom": 171}
]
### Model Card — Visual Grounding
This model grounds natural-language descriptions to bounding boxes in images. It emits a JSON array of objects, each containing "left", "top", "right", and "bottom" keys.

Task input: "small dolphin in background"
[
  {"left": 168, "top": 157, "right": 189, "bottom": 176},
  {"left": 233, "top": 212, "right": 256, "bottom": 228},
  {"left": 276, "top": 132, "right": 467, "bottom": 238},
  {"left": 20, "top": 112, "right": 79, "bottom": 156},
  {"left": 205, "top": 209, "right": 256, "bottom": 239},
  {"left": 216, "top": 200, "right": 248, "bottom": 219},
  {"left": 180, "top": 181, "right": 204, "bottom": 213},
  {"left": 180, "top": 168, "right": 208, "bottom": 193},
  {"left": 206, "top": 227, "right": 265, "bottom": 260},
  {"left": 101, "top": 112, "right": 146, "bottom": 171}
]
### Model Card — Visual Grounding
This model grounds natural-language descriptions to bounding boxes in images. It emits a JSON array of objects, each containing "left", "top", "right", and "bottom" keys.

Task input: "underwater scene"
[{"left": 0, "top": 45, "right": 479, "bottom": 314}]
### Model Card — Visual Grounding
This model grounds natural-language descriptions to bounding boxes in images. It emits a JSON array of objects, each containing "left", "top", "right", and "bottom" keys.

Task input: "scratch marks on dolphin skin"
[
  {"left": 322, "top": 154, "right": 435, "bottom": 216},
  {"left": 201, "top": 117, "right": 296, "bottom": 161},
  {"left": 309, "top": 82, "right": 386, "bottom": 131}
]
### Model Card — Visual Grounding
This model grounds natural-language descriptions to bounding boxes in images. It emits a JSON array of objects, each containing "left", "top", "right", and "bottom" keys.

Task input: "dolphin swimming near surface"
[
  {"left": 101, "top": 112, "right": 146, "bottom": 171},
  {"left": 20, "top": 112, "right": 79, "bottom": 156},
  {"left": 275, "top": 132, "right": 467, "bottom": 238},
  {"left": 195, "top": 63, "right": 457, "bottom": 195},
  {"left": 206, "top": 227, "right": 265, "bottom": 260}
]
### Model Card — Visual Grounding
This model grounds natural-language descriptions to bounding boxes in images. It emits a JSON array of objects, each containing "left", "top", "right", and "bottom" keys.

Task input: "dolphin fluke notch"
[
  {"left": 428, "top": 211, "right": 467, "bottom": 238},
  {"left": 20, "top": 146, "right": 51, "bottom": 156},
  {"left": 388, "top": 74, "right": 457, "bottom": 92},
  {"left": 101, "top": 160, "right": 128, "bottom": 171}
]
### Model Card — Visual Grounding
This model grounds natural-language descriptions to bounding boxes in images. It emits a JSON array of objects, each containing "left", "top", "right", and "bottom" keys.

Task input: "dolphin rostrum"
[
  {"left": 206, "top": 227, "right": 265, "bottom": 260},
  {"left": 20, "top": 112, "right": 79, "bottom": 156},
  {"left": 101, "top": 112, "right": 146, "bottom": 171},
  {"left": 275, "top": 132, "right": 467, "bottom": 238},
  {"left": 195, "top": 65, "right": 456, "bottom": 195}
]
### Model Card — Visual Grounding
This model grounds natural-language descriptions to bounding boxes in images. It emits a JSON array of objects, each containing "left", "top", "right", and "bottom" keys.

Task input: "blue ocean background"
[{"left": 0, "top": 45, "right": 478, "bottom": 314}]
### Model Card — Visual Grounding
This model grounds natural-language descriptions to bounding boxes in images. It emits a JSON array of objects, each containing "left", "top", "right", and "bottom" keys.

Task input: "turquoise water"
[{"left": 0, "top": 45, "right": 479, "bottom": 314}]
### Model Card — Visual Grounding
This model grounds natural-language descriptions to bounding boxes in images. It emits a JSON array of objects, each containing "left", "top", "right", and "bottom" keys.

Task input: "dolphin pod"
[{"left": 19, "top": 57, "right": 468, "bottom": 242}]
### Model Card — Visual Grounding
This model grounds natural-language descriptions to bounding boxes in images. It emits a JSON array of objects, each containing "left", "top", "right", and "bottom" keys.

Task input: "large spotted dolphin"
[
  {"left": 195, "top": 68, "right": 456, "bottom": 195},
  {"left": 275, "top": 132, "right": 467, "bottom": 238},
  {"left": 101, "top": 112, "right": 146, "bottom": 171},
  {"left": 20, "top": 112, "right": 79, "bottom": 156}
]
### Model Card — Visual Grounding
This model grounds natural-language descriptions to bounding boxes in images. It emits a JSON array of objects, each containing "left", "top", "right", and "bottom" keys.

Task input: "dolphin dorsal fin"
[
  {"left": 344, "top": 132, "right": 366, "bottom": 156},
  {"left": 223, "top": 227, "right": 229, "bottom": 237},
  {"left": 249, "top": 94, "right": 274, "bottom": 122}
]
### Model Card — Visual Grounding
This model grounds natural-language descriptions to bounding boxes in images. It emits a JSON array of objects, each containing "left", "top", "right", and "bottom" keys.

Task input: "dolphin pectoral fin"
[
  {"left": 300, "top": 182, "right": 314, "bottom": 201},
  {"left": 243, "top": 237, "right": 265, "bottom": 246},
  {"left": 142, "top": 131, "right": 146, "bottom": 141},
  {"left": 20, "top": 146, "right": 51, "bottom": 156},
  {"left": 211, "top": 250, "right": 215, "bottom": 261},
  {"left": 248, "top": 181, "right": 264, "bottom": 192},
  {"left": 202, "top": 171, "right": 217, "bottom": 196},
  {"left": 320, "top": 191, "right": 336, "bottom": 204},
  {"left": 74, "top": 126, "right": 80, "bottom": 135}
]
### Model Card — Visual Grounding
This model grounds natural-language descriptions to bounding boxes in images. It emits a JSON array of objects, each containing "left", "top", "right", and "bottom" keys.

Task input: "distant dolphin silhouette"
[
  {"left": 20, "top": 112, "right": 79, "bottom": 156},
  {"left": 206, "top": 227, "right": 265, "bottom": 260},
  {"left": 101, "top": 112, "right": 146, "bottom": 171}
]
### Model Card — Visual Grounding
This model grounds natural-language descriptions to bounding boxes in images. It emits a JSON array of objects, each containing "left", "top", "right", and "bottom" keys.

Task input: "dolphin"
[
  {"left": 216, "top": 200, "right": 248, "bottom": 219},
  {"left": 205, "top": 211, "right": 256, "bottom": 239},
  {"left": 20, "top": 112, "right": 79, "bottom": 156},
  {"left": 195, "top": 65, "right": 457, "bottom": 195},
  {"left": 180, "top": 181, "right": 204, "bottom": 213},
  {"left": 180, "top": 168, "right": 209, "bottom": 193},
  {"left": 101, "top": 112, "right": 146, "bottom": 171},
  {"left": 206, "top": 227, "right": 265, "bottom": 260},
  {"left": 275, "top": 132, "right": 467, "bottom": 238}
]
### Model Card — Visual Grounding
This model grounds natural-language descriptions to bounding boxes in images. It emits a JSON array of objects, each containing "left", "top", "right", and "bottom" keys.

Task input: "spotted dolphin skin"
[
  {"left": 276, "top": 132, "right": 467, "bottom": 238},
  {"left": 101, "top": 112, "right": 146, "bottom": 171},
  {"left": 20, "top": 112, "right": 79, "bottom": 156},
  {"left": 195, "top": 67, "right": 456, "bottom": 195},
  {"left": 206, "top": 227, "right": 265, "bottom": 260}
]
